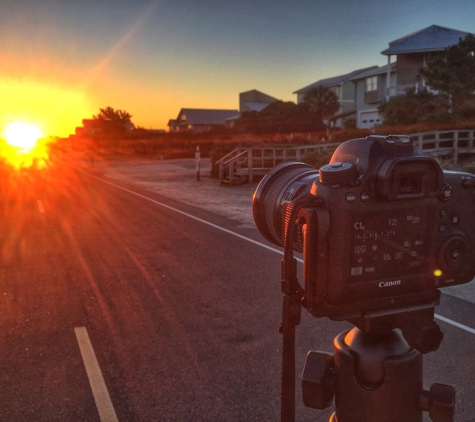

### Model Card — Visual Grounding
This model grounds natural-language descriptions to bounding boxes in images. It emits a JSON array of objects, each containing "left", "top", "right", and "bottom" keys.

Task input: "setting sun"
[
  {"left": 0, "top": 121, "right": 50, "bottom": 169},
  {"left": 5, "top": 122, "right": 42, "bottom": 152}
]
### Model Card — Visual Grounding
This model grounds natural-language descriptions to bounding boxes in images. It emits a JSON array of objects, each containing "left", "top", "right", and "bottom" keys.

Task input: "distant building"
[
  {"left": 349, "top": 63, "right": 397, "bottom": 129},
  {"left": 75, "top": 119, "right": 101, "bottom": 137},
  {"left": 381, "top": 25, "right": 473, "bottom": 99},
  {"left": 239, "top": 89, "right": 279, "bottom": 112},
  {"left": 293, "top": 25, "right": 474, "bottom": 129},
  {"left": 293, "top": 66, "right": 378, "bottom": 128},
  {"left": 168, "top": 108, "right": 239, "bottom": 133},
  {"left": 225, "top": 89, "right": 279, "bottom": 128}
]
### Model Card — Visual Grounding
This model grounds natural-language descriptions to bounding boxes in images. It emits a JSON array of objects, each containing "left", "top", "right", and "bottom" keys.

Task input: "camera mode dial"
[
  {"left": 319, "top": 162, "right": 358, "bottom": 185},
  {"left": 438, "top": 234, "right": 470, "bottom": 269}
]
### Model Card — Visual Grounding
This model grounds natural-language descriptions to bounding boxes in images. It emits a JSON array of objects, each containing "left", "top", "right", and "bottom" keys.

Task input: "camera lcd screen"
[{"left": 349, "top": 208, "right": 431, "bottom": 283}]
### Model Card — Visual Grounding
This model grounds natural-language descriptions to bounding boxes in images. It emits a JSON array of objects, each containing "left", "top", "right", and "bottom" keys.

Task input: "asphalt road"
[{"left": 0, "top": 164, "right": 474, "bottom": 421}]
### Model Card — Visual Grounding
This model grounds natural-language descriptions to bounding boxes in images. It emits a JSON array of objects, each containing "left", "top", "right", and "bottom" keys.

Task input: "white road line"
[
  {"left": 435, "top": 314, "right": 475, "bottom": 335},
  {"left": 37, "top": 200, "right": 45, "bottom": 213},
  {"left": 84, "top": 172, "right": 286, "bottom": 256},
  {"left": 74, "top": 326, "right": 119, "bottom": 422},
  {"left": 85, "top": 172, "right": 475, "bottom": 337}
]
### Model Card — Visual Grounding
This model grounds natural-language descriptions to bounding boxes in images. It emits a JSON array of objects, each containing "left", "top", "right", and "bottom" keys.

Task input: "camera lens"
[{"left": 252, "top": 162, "right": 319, "bottom": 247}]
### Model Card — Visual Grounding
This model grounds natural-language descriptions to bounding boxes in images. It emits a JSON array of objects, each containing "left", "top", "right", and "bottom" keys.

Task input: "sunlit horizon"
[{"left": 0, "top": 78, "right": 95, "bottom": 139}]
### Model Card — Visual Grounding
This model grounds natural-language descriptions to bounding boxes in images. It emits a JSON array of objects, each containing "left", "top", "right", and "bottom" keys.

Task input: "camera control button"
[
  {"left": 463, "top": 178, "right": 474, "bottom": 188},
  {"left": 345, "top": 192, "right": 356, "bottom": 203},
  {"left": 438, "top": 225, "right": 446, "bottom": 233},
  {"left": 319, "top": 162, "right": 358, "bottom": 184},
  {"left": 451, "top": 212, "right": 459, "bottom": 225},
  {"left": 439, "top": 185, "right": 453, "bottom": 202},
  {"left": 439, "top": 235, "right": 470, "bottom": 269},
  {"left": 439, "top": 209, "right": 447, "bottom": 218},
  {"left": 360, "top": 192, "right": 370, "bottom": 202}
]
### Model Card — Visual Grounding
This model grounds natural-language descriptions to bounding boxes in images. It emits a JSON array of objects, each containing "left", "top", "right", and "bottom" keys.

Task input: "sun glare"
[
  {"left": 1, "top": 121, "right": 49, "bottom": 169},
  {"left": 5, "top": 122, "right": 42, "bottom": 152}
]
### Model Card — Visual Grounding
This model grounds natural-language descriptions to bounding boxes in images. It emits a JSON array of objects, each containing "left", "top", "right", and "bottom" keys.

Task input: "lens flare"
[{"left": 1, "top": 121, "right": 50, "bottom": 169}]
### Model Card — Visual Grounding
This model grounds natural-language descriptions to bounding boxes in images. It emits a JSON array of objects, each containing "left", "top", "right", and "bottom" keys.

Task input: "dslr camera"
[{"left": 253, "top": 135, "right": 475, "bottom": 321}]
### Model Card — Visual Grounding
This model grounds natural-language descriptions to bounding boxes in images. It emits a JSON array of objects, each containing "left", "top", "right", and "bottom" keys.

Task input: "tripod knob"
[
  {"left": 421, "top": 383, "right": 455, "bottom": 422},
  {"left": 301, "top": 351, "right": 334, "bottom": 409}
]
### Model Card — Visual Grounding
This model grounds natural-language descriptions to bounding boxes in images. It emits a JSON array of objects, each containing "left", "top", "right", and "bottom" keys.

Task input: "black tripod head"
[{"left": 302, "top": 309, "right": 455, "bottom": 422}]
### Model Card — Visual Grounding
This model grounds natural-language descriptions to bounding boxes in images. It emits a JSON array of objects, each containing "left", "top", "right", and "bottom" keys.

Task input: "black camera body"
[{"left": 253, "top": 135, "right": 475, "bottom": 321}]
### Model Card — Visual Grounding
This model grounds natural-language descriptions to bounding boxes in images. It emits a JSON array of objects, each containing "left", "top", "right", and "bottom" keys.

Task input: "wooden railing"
[
  {"left": 217, "top": 143, "right": 340, "bottom": 185},
  {"left": 216, "top": 130, "right": 475, "bottom": 185},
  {"left": 409, "top": 130, "right": 475, "bottom": 164}
]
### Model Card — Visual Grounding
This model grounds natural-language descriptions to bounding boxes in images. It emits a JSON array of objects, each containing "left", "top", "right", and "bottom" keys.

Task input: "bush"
[
  {"left": 379, "top": 90, "right": 450, "bottom": 126},
  {"left": 300, "top": 147, "right": 336, "bottom": 168},
  {"left": 233, "top": 101, "right": 324, "bottom": 134}
]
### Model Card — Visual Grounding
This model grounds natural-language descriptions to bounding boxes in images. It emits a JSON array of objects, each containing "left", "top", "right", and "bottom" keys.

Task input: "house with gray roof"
[
  {"left": 350, "top": 63, "right": 397, "bottom": 129},
  {"left": 239, "top": 89, "right": 278, "bottom": 113},
  {"left": 225, "top": 89, "right": 279, "bottom": 128},
  {"left": 168, "top": 108, "right": 239, "bottom": 133},
  {"left": 381, "top": 25, "right": 472, "bottom": 99},
  {"left": 293, "top": 66, "right": 378, "bottom": 128}
]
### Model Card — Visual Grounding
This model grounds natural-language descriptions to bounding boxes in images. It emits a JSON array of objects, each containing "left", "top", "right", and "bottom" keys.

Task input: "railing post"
[
  {"left": 219, "top": 160, "right": 223, "bottom": 183},
  {"left": 296, "top": 148, "right": 301, "bottom": 161},
  {"left": 470, "top": 130, "right": 474, "bottom": 150},
  {"left": 453, "top": 131, "right": 459, "bottom": 165},
  {"left": 434, "top": 132, "right": 440, "bottom": 158},
  {"left": 248, "top": 149, "right": 253, "bottom": 184},
  {"left": 417, "top": 135, "right": 423, "bottom": 151},
  {"left": 229, "top": 162, "right": 234, "bottom": 186}
]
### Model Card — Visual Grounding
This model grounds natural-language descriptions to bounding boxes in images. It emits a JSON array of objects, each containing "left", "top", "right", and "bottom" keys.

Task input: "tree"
[
  {"left": 233, "top": 101, "right": 322, "bottom": 134},
  {"left": 378, "top": 89, "right": 449, "bottom": 125},
  {"left": 303, "top": 86, "right": 340, "bottom": 124},
  {"left": 420, "top": 34, "right": 475, "bottom": 112},
  {"left": 92, "top": 106, "right": 134, "bottom": 138}
]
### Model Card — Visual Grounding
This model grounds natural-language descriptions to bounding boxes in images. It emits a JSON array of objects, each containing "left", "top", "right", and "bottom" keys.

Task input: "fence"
[
  {"left": 216, "top": 130, "right": 475, "bottom": 185},
  {"left": 217, "top": 143, "right": 341, "bottom": 185}
]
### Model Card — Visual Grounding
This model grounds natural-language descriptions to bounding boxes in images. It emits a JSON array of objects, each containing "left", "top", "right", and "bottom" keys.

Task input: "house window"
[
  {"left": 365, "top": 76, "right": 379, "bottom": 103},
  {"left": 366, "top": 76, "right": 378, "bottom": 92}
]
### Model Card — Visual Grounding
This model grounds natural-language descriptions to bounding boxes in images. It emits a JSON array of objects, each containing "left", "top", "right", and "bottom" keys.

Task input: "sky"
[{"left": 1, "top": 0, "right": 475, "bottom": 137}]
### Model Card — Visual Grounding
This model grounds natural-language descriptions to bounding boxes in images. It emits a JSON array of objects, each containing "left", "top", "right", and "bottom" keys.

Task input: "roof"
[
  {"left": 381, "top": 25, "right": 472, "bottom": 55},
  {"left": 240, "top": 89, "right": 278, "bottom": 102},
  {"left": 349, "top": 62, "right": 397, "bottom": 80},
  {"left": 293, "top": 66, "right": 378, "bottom": 94},
  {"left": 241, "top": 101, "right": 270, "bottom": 112},
  {"left": 177, "top": 108, "right": 239, "bottom": 125},
  {"left": 224, "top": 113, "right": 241, "bottom": 121}
]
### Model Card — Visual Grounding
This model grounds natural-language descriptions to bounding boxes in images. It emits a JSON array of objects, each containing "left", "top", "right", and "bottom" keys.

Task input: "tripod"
[{"left": 301, "top": 310, "right": 456, "bottom": 422}]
